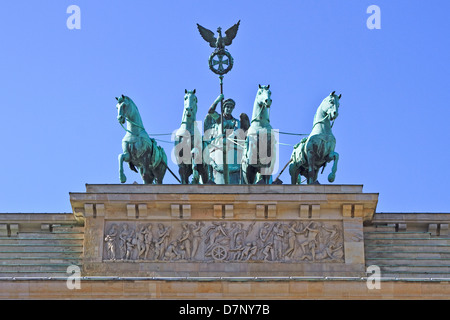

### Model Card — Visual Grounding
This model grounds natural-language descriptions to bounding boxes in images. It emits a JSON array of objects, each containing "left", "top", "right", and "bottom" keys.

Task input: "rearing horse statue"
[
  {"left": 289, "top": 91, "right": 341, "bottom": 185},
  {"left": 242, "top": 85, "right": 276, "bottom": 184},
  {"left": 173, "top": 89, "right": 209, "bottom": 184},
  {"left": 116, "top": 95, "right": 167, "bottom": 184}
]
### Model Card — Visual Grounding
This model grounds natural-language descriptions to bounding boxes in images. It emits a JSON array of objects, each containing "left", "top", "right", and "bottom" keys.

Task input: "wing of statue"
[
  {"left": 240, "top": 112, "right": 250, "bottom": 132},
  {"left": 197, "top": 23, "right": 217, "bottom": 48},
  {"left": 223, "top": 20, "right": 240, "bottom": 46}
]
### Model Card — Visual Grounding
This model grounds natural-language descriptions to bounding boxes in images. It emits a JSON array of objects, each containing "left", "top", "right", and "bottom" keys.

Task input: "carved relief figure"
[
  {"left": 272, "top": 223, "right": 285, "bottom": 261},
  {"left": 155, "top": 223, "right": 171, "bottom": 260},
  {"left": 136, "top": 226, "right": 147, "bottom": 259},
  {"left": 284, "top": 221, "right": 304, "bottom": 260},
  {"left": 144, "top": 224, "right": 154, "bottom": 259},
  {"left": 104, "top": 224, "right": 118, "bottom": 260},
  {"left": 297, "top": 221, "right": 320, "bottom": 261},
  {"left": 125, "top": 236, "right": 136, "bottom": 260},
  {"left": 191, "top": 221, "right": 204, "bottom": 260},
  {"left": 164, "top": 240, "right": 181, "bottom": 261},
  {"left": 178, "top": 223, "right": 192, "bottom": 260},
  {"left": 119, "top": 224, "right": 134, "bottom": 260}
]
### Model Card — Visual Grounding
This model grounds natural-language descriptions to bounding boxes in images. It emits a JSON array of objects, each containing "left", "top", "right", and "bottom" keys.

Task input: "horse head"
[
  {"left": 252, "top": 85, "right": 272, "bottom": 122},
  {"left": 257, "top": 84, "right": 272, "bottom": 108},
  {"left": 182, "top": 89, "right": 198, "bottom": 123},
  {"left": 116, "top": 94, "right": 134, "bottom": 125},
  {"left": 321, "top": 91, "right": 341, "bottom": 122}
]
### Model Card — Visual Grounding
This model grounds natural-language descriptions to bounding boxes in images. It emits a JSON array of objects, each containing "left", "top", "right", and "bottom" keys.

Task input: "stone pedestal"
[{"left": 70, "top": 184, "right": 378, "bottom": 277}]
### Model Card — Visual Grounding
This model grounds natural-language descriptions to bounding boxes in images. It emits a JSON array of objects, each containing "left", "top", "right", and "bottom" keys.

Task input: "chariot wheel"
[{"left": 211, "top": 245, "right": 228, "bottom": 261}]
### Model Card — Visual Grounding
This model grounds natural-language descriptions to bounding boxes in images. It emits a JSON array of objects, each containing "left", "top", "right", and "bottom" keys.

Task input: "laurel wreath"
[{"left": 208, "top": 50, "right": 234, "bottom": 75}]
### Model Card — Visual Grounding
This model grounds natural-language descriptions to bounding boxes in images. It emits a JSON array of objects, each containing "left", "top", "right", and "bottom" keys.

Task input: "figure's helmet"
[{"left": 223, "top": 98, "right": 235, "bottom": 109}]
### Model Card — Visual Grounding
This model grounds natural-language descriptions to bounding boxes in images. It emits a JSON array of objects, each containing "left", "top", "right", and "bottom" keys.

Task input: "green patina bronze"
[
  {"left": 113, "top": 22, "right": 346, "bottom": 186},
  {"left": 116, "top": 95, "right": 168, "bottom": 184},
  {"left": 174, "top": 89, "right": 210, "bottom": 184},
  {"left": 241, "top": 85, "right": 276, "bottom": 184},
  {"left": 289, "top": 92, "right": 341, "bottom": 185},
  {"left": 204, "top": 93, "right": 250, "bottom": 184},
  {"left": 198, "top": 20, "right": 240, "bottom": 185},
  {"left": 197, "top": 21, "right": 240, "bottom": 53}
]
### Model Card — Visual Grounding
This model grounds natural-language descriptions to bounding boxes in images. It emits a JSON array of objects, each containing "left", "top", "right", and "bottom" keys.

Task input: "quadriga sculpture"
[
  {"left": 116, "top": 95, "right": 167, "bottom": 184},
  {"left": 289, "top": 91, "right": 341, "bottom": 185}
]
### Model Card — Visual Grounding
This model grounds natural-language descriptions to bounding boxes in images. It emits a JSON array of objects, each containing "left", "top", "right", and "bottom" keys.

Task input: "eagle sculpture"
[{"left": 197, "top": 20, "right": 240, "bottom": 51}]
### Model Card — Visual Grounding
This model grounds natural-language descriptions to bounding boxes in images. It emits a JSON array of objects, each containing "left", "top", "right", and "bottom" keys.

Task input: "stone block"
[
  {"left": 182, "top": 204, "right": 191, "bottom": 219},
  {"left": 0, "top": 224, "right": 8, "bottom": 236},
  {"left": 171, "top": 204, "right": 181, "bottom": 218},
  {"left": 343, "top": 204, "right": 352, "bottom": 218},
  {"left": 267, "top": 204, "right": 276, "bottom": 218},
  {"left": 127, "top": 204, "right": 137, "bottom": 218},
  {"left": 138, "top": 204, "right": 147, "bottom": 218},
  {"left": 440, "top": 224, "right": 448, "bottom": 236},
  {"left": 96, "top": 204, "right": 105, "bottom": 217},
  {"left": 300, "top": 204, "right": 309, "bottom": 218},
  {"left": 256, "top": 205, "right": 265, "bottom": 218},
  {"left": 9, "top": 224, "right": 19, "bottom": 236},
  {"left": 84, "top": 204, "right": 95, "bottom": 217},
  {"left": 343, "top": 242, "right": 365, "bottom": 265},
  {"left": 214, "top": 205, "right": 223, "bottom": 218},
  {"left": 224, "top": 205, "right": 234, "bottom": 218},
  {"left": 311, "top": 204, "right": 320, "bottom": 218},
  {"left": 353, "top": 205, "right": 363, "bottom": 217},
  {"left": 429, "top": 223, "right": 438, "bottom": 236}
]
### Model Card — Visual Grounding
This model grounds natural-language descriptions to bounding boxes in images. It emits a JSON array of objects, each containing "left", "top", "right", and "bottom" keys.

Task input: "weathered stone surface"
[{"left": 71, "top": 184, "right": 378, "bottom": 277}]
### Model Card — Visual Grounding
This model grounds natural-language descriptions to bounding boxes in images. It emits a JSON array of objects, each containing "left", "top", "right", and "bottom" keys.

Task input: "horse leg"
[
  {"left": 246, "top": 165, "right": 258, "bottom": 184},
  {"left": 289, "top": 162, "right": 301, "bottom": 185},
  {"left": 306, "top": 149, "right": 316, "bottom": 185},
  {"left": 191, "top": 164, "right": 200, "bottom": 184},
  {"left": 327, "top": 152, "right": 339, "bottom": 183},
  {"left": 179, "top": 165, "right": 191, "bottom": 184},
  {"left": 118, "top": 152, "right": 130, "bottom": 183},
  {"left": 199, "top": 165, "right": 209, "bottom": 184},
  {"left": 261, "top": 174, "right": 271, "bottom": 184},
  {"left": 153, "top": 166, "right": 165, "bottom": 184},
  {"left": 143, "top": 170, "right": 155, "bottom": 184},
  {"left": 153, "top": 152, "right": 167, "bottom": 185}
]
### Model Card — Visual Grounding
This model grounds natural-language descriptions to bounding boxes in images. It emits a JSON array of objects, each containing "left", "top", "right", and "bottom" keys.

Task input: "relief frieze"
[{"left": 103, "top": 220, "right": 344, "bottom": 263}]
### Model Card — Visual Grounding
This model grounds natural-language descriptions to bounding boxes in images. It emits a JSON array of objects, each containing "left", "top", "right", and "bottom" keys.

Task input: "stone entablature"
[{"left": 69, "top": 184, "right": 378, "bottom": 277}]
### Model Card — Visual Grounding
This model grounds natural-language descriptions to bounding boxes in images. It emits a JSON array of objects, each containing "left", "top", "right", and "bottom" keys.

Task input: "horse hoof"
[
  {"left": 328, "top": 174, "right": 335, "bottom": 183},
  {"left": 120, "top": 175, "right": 127, "bottom": 184}
]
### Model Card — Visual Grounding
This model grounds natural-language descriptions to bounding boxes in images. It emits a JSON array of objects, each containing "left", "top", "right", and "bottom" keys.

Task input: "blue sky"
[{"left": 0, "top": 1, "right": 449, "bottom": 213}]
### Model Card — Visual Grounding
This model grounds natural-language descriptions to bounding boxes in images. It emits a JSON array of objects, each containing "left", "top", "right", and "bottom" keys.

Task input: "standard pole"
[{"left": 219, "top": 75, "right": 229, "bottom": 184}]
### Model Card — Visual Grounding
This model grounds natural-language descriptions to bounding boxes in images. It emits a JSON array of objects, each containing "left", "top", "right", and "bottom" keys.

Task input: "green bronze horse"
[
  {"left": 116, "top": 95, "right": 167, "bottom": 184},
  {"left": 289, "top": 91, "right": 341, "bottom": 185},
  {"left": 173, "top": 90, "right": 209, "bottom": 184},
  {"left": 241, "top": 85, "right": 276, "bottom": 184}
]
